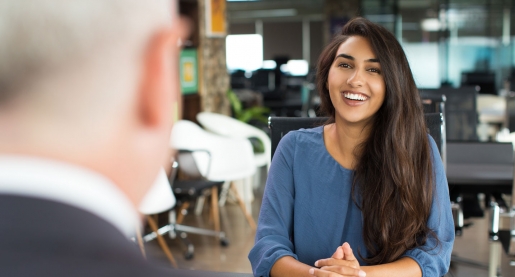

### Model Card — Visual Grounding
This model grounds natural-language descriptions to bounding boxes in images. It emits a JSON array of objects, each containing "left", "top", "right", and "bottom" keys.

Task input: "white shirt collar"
[{"left": 0, "top": 155, "right": 140, "bottom": 237}]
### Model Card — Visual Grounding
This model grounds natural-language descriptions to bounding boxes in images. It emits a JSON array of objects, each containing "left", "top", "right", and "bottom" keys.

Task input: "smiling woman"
[
  {"left": 326, "top": 36, "right": 385, "bottom": 127},
  {"left": 249, "top": 17, "right": 454, "bottom": 277}
]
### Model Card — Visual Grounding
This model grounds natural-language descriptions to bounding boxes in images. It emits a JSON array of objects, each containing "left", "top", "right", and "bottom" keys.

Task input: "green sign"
[{"left": 179, "top": 48, "right": 198, "bottom": 94}]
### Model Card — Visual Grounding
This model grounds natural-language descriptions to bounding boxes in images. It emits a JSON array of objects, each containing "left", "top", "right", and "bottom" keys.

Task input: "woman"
[{"left": 249, "top": 18, "right": 454, "bottom": 277}]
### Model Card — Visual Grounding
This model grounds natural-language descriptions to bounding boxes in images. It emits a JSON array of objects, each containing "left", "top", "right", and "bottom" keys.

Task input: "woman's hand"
[{"left": 308, "top": 242, "right": 366, "bottom": 277}]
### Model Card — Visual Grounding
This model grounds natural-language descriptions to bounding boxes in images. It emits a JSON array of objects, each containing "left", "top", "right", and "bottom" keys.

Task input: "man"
[{"left": 0, "top": 1, "right": 241, "bottom": 276}]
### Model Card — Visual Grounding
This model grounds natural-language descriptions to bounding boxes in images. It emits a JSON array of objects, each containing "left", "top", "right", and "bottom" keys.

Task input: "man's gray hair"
[{"left": 0, "top": 0, "right": 173, "bottom": 103}]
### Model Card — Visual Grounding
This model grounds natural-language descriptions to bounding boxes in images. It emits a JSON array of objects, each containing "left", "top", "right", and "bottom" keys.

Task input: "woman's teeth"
[{"left": 343, "top": 92, "right": 367, "bottom": 101}]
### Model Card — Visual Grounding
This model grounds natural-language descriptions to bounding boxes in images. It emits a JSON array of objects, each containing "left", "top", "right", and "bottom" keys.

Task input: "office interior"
[{"left": 146, "top": 0, "right": 515, "bottom": 276}]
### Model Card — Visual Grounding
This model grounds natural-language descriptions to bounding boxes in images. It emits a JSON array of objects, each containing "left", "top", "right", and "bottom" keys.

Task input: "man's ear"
[
  {"left": 137, "top": 28, "right": 177, "bottom": 129},
  {"left": 138, "top": 18, "right": 190, "bottom": 130}
]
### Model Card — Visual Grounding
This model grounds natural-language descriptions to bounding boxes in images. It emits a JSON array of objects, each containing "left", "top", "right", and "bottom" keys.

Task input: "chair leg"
[
  {"left": 230, "top": 184, "right": 257, "bottom": 230},
  {"left": 146, "top": 216, "right": 178, "bottom": 268},
  {"left": 195, "top": 195, "right": 206, "bottom": 215},
  {"left": 243, "top": 177, "right": 253, "bottom": 214},
  {"left": 135, "top": 227, "right": 146, "bottom": 259},
  {"left": 176, "top": 202, "right": 190, "bottom": 225},
  {"left": 218, "top": 181, "right": 231, "bottom": 206},
  {"left": 211, "top": 186, "right": 220, "bottom": 232}
]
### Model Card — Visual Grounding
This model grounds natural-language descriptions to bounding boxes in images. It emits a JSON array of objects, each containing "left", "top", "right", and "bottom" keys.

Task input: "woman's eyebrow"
[{"left": 335, "top": 53, "right": 380, "bottom": 63}]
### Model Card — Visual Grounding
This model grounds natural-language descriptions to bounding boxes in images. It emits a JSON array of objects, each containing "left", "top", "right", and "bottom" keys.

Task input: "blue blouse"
[{"left": 248, "top": 126, "right": 454, "bottom": 277}]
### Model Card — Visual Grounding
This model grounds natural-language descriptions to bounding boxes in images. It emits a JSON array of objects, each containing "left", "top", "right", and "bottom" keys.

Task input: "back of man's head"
[{"left": 0, "top": 0, "right": 186, "bottom": 206}]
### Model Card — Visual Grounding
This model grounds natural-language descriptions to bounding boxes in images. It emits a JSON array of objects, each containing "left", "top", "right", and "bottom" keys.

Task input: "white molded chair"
[
  {"left": 196, "top": 111, "right": 271, "bottom": 202},
  {"left": 171, "top": 120, "right": 257, "bottom": 229},
  {"left": 197, "top": 112, "right": 271, "bottom": 172},
  {"left": 138, "top": 168, "right": 177, "bottom": 267}
]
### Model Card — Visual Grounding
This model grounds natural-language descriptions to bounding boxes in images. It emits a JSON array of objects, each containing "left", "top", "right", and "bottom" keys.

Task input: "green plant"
[{"left": 227, "top": 89, "right": 269, "bottom": 124}]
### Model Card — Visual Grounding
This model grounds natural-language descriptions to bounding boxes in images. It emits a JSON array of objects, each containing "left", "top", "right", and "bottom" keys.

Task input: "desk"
[
  {"left": 445, "top": 142, "right": 515, "bottom": 276},
  {"left": 447, "top": 163, "right": 513, "bottom": 194},
  {"left": 446, "top": 141, "right": 514, "bottom": 195},
  {"left": 172, "top": 269, "right": 253, "bottom": 277}
]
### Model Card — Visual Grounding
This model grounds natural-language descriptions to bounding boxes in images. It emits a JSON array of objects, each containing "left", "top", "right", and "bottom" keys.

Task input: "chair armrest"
[{"left": 176, "top": 149, "right": 213, "bottom": 179}]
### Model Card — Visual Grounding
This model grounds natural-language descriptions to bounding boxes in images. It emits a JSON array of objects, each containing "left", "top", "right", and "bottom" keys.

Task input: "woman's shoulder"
[
  {"left": 277, "top": 125, "right": 325, "bottom": 152},
  {"left": 426, "top": 134, "right": 440, "bottom": 155},
  {"left": 284, "top": 125, "right": 324, "bottom": 142}
]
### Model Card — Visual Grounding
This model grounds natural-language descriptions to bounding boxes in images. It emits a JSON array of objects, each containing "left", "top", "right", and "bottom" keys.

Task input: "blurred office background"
[{"left": 147, "top": 1, "right": 515, "bottom": 276}]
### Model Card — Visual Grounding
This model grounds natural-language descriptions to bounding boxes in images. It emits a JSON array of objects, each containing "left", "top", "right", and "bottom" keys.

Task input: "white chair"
[
  {"left": 196, "top": 112, "right": 271, "bottom": 197},
  {"left": 171, "top": 120, "right": 257, "bottom": 229},
  {"left": 138, "top": 168, "right": 178, "bottom": 267}
]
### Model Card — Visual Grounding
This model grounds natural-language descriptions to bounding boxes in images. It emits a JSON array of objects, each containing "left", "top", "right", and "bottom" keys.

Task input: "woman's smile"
[{"left": 341, "top": 91, "right": 369, "bottom": 106}]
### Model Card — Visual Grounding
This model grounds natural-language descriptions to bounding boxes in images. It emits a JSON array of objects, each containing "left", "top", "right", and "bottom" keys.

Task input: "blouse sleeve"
[
  {"left": 248, "top": 131, "right": 298, "bottom": 277},
  {"left": 402, "top": 136, "right": 455, "bottom": 276}
]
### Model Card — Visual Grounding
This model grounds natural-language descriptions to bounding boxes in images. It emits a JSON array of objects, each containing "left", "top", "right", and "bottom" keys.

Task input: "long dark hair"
[{"left": 316, "top": 17, "right": 436, "bottom": 265}]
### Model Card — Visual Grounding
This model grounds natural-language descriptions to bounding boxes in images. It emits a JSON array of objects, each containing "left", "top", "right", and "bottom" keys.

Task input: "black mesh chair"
[
  {"left": 267, "top": 115, "right": 503, "bottom": 274},
  {"left": 268, "top": 114, "right": 456, "bottom": 229},
  {"left": 419, "top": 86, "right": 478, "bottom": 141},
  {"left": 143, "top": 151, "right": 228, "bottom": 260},
  {"left": 269, "top": 114, "right": 444, "bottom": 159}
]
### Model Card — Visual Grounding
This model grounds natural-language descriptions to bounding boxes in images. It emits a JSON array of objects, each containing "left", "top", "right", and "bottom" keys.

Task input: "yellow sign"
[
  {"left": 180, "top": 49, "right": 198, "bottom": 94},
  {"left": 206, "top": 0, "right": 226, "bottom": 37},
  {"left": 183, "top": 62, "right": 194, "bottom": 82}
]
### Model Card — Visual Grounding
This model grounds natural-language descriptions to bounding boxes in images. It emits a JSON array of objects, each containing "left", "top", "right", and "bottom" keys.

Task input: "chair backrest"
[
  {"left": 420, "top": 92, "right": 446, "bottom": 114},
  {"left": 420, "top": 86, "right": 478, "bottom": 141},
  {"left": 269, "top": 113, "right": 444, "bottom": 161},
  {"left": 268, "top": 117, "right": 327, "bottom": 158},
  {"left": 176, "top": 150, "right": 209, "bottom": 179},
  {"left": 196, "top": 112, "right": 271, "bottom": 168},
  {"left": 171, "top": 120, "right": 256, "bottom": 181}
]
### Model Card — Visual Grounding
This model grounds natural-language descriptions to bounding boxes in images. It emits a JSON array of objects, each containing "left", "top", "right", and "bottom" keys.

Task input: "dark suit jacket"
[{"left": 0, "top": 194, "right": 252, "bottom": 277}]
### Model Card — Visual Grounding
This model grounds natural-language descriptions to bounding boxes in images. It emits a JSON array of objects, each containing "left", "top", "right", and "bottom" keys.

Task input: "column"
[{"left": 198, "top": 0, "right": 231, "bottom": 115}]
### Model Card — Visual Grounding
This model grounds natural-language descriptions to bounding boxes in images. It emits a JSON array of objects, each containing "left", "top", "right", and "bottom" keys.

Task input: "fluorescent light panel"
[
  {"left": 226, "top": 34, "right": 263, "bottom": 72},
  {"left": 231, "top": 9, "right": 297, "bottom": 19}
]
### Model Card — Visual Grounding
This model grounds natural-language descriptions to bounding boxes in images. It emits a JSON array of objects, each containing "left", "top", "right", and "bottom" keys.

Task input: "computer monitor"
[{"left": 461, "top": 71, "right": 496, "bottom": 95}]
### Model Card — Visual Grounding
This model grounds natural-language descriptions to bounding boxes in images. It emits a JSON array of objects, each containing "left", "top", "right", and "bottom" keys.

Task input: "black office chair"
[
  {"left": 268, "top": 114, "right": 465, "bottom": 230},
  {"left": 268, "top": 115, "right": 500, "bottom": 275},
  {"left": 143, "top": 151, "right": 229, "bottom": 260},
  {"left": 269, "top": 114, "right": 444, "bottom": 159},
  {"left": 419, "top": 86, "right": 478, "bottom": 141}
]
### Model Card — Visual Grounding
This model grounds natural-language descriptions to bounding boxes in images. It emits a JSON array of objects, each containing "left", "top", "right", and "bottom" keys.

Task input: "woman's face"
[{"left": 327, "top": 36, "right": 386, "bottom": 127}]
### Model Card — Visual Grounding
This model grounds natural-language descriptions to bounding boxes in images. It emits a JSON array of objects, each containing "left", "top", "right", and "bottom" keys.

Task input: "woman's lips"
[{"left": 341, "top": 91, "right": 368, "bottom": 106}]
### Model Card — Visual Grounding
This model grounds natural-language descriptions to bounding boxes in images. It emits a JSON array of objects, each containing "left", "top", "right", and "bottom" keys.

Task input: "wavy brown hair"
[{"left": 316, "top": 17, "right": 436, "bottom": 265}]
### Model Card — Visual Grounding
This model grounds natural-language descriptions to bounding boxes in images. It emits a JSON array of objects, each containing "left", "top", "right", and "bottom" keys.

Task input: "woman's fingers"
[
  {"left": 342, "top": 242, "right": 357, "bottom": 261},
  {"left": 315, "top": 258, "right": 359, "bottom": 269},
  {"left": 309, "top": 266, "right": 366, "bottom": 277},
  {"left": 331, "top": 246, "right": 344, "bottom": 259}
]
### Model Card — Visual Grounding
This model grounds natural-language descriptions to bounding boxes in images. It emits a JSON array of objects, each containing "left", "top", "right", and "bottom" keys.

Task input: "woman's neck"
[{"left": 324, "top": 118, "right": 371, "bottom": 170}]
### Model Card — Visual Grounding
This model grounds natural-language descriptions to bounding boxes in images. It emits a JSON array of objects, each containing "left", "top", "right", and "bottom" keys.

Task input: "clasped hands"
[{"left": 309, "top": 242, "right": 366, "bottom": 277}]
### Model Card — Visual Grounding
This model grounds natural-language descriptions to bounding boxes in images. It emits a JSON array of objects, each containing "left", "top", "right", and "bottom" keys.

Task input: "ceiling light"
[{"left": 421, "top": 18, "right": 441, "bottom": 32}]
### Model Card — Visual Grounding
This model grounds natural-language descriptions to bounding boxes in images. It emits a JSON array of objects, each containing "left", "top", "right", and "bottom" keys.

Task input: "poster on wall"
[
  {"left": 206, "top": 0, "right": 226, "bottom": 37},
  {"left": 179, "top": 48, "right": 198, "bottom": 95}
]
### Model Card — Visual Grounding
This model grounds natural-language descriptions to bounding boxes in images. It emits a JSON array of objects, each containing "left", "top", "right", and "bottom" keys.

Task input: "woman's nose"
[{"left": 347, "top": 70, "right": 364, "bottom": 87}]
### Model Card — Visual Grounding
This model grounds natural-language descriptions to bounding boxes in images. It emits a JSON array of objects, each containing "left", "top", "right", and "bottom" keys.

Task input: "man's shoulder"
[{"left": 0, "top": 194, "right": 163, "bottom": 275}]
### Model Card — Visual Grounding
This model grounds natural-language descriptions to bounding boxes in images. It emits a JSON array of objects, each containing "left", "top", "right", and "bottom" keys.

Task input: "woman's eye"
[
  {"left": 368, "top": 68, "right": 381, "bottom": 74},
  {"left": 338, "top": 63, "right": 351, "bottom": 68}
]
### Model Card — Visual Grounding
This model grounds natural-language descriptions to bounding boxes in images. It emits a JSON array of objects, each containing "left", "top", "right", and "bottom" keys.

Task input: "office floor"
[{"left": 144, "top": 175, "right": 515, "bottom": 276}]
